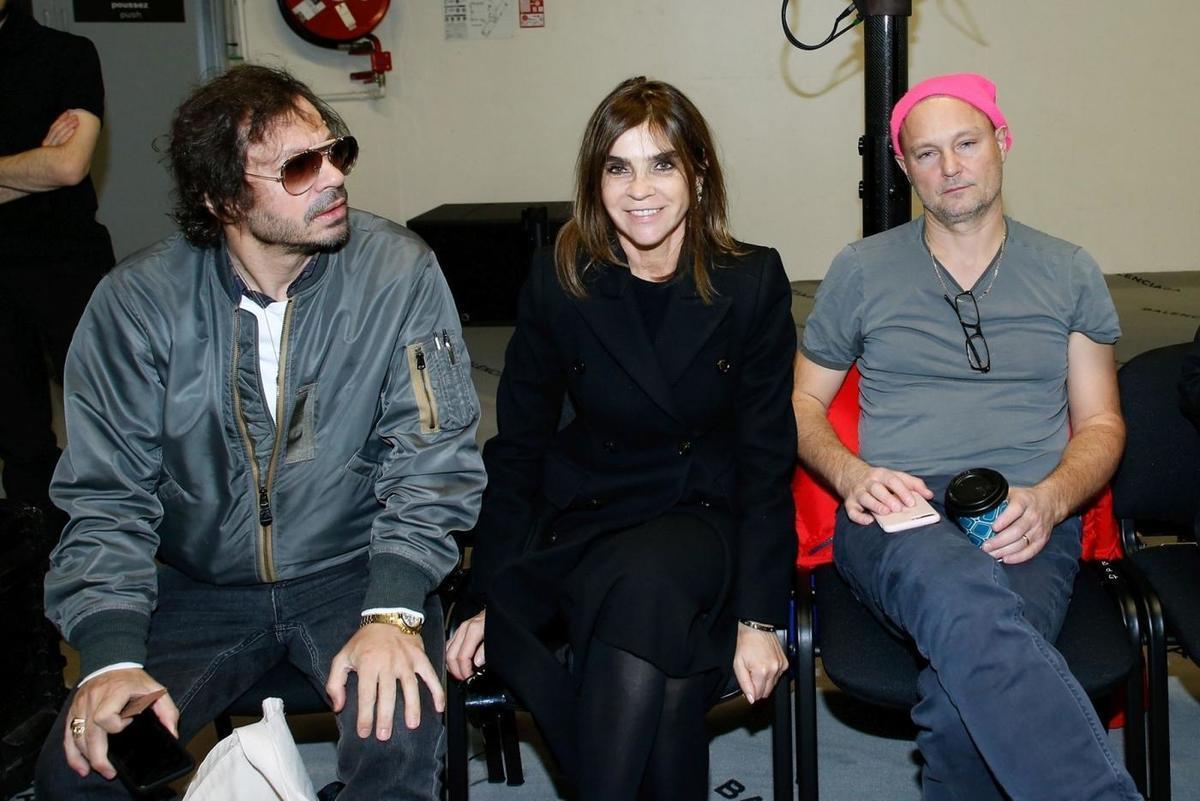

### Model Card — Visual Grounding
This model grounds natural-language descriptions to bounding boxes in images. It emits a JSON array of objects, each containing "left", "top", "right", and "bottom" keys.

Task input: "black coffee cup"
[{"left": 945, "top": 468, "right": 1009, "bottom": 547}]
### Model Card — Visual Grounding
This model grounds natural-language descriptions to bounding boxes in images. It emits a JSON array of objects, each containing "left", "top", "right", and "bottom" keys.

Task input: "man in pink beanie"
[
  {"left": 794, "top": 74, "right": 1142, "bottom": 800},
  {"left": 890, "top": 72, "right": 1013, "bottom": 159}
]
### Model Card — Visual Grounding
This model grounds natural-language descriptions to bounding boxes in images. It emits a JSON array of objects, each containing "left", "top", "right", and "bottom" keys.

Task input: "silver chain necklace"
[
  {"left": 925, "top": 224, "right": 1008, "bottom": 300},
  {"left": 232, "top": 262, "right": 282, "bottom": 363}
]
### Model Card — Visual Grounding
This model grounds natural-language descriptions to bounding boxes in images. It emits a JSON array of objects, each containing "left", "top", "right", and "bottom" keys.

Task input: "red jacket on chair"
[{"left": 793, "top": 366, "right": 1122, "bottom": 569}]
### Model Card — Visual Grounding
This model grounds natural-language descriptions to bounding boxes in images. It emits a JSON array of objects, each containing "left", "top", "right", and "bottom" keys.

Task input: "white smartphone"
[{"left": 872, "top": 496, "right": 941, "bottom": 533}]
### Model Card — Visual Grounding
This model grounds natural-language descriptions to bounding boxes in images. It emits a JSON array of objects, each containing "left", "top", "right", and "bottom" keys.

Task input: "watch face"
[{"left": 400, "top": 612, "right": 423, "bottom": 629}]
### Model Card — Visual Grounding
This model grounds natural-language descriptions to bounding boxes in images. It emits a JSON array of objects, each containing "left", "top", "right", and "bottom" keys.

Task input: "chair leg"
[
  {"left": 446, "top": 680, "right": 469, "bottom": 801},
  {"left": 497, "top": 709, "right": 524, "bottom": 786},
  {"left": 478, "top": 715, "right": 506, "bottom": 783},
  {"left": 770, "top": 677, "right": 794, "bottom": 801},
  {"left": 1122, "top": 557, "right": 1172, "bottom": 801},
  {"left": 1121, "top": 630, "right": 1149, "bottom": 797},
  {"left": 1124, "top": 652, "right": 1150, "bottom": 800},
  {"left": 1102, "top": 559, "right": 1148, "bottom": 796},
  {"left": 794, "top": 571, "right": 818, "bottom": 801},
  {"left": 1144, "top": 590, "right": 1172, "bottom": 801}
]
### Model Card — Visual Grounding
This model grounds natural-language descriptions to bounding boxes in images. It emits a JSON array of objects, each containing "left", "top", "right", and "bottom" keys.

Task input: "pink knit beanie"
[{"left": 890, "top": 73, "right": 1013, "bottom": 156}]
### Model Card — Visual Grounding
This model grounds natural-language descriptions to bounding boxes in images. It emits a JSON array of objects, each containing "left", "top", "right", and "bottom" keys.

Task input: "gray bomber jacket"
[{"left": 45, "top": 210, "right": 486, "bottom": 675}]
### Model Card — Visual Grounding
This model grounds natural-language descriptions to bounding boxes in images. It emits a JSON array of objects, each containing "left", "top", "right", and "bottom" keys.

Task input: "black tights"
[{"left": 576, "top": 638, "right": 718, "bottom": 801}]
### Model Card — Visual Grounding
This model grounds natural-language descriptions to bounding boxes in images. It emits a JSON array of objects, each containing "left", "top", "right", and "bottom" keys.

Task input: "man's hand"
[
  {"left": 445, "top": 609, "right": 486, "bottom": 681},
  {"left": 977, "top": 333, "right": 1124, "bottom": 566},
  {"left": 732, "top": 624, "right": 788, "bottom": 704},
  {"left": 63, "top": 669, "right": 178, "bottom": 780},
  {"left": 42, "top": 110, "right": 82, "bottom": 147},
  {"left": 792, "top": 355, "right": 935, "bottom": 526},
  {"left": 982, "top": 485, "right": 1064, "bottom": 564},
  {"left": 840, "top": 463, "right": 935, "bottom": 526},
  {"left": 326, "top": 623, "right": 445, "bottom": 740}
]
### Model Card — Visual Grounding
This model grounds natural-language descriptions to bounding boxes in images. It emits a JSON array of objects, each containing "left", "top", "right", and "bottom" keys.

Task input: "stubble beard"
[
  {"left": 923, "top": 178, "right": 1003, "bottom": 229},
  {"left": 245, "top": 187, "right": 351, "bottom": 255}
]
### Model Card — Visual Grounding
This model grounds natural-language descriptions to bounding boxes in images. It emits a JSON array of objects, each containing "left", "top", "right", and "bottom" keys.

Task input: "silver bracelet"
[{"left": 739, "top": 618, "right": 777, "bottom": 632}]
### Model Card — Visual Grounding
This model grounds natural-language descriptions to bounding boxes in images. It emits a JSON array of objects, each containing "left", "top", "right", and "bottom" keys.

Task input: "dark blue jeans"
[
  {"left": 36, "top": 557, "right": 445, "bottom": 800},
  {"left": 833, "top": 478, "right": 1141, "bottom": 801}
]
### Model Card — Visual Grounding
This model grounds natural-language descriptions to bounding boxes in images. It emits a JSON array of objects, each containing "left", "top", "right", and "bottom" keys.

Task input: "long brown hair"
[{"left": 554, "top": 77, "right": 741, "bottom": 302}]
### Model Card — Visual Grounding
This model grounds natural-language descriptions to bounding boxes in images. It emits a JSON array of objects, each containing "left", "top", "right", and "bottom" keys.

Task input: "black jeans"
[
  {"left": 0, "top": 224, "right": 112, "bottom": 505},
  {"left": 36, "top": 557, "right": 446, "bottom": 800}
]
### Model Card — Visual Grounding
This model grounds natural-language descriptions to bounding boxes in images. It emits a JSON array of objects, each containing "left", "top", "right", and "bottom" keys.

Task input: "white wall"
[{"left": 232, "top": 1, "right": 1200, "bottom": 280}]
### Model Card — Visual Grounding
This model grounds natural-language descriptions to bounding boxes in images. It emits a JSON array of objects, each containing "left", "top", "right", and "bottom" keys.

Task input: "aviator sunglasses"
[{"left": 244, "top": 135, "right": 359, "bottom": 195}]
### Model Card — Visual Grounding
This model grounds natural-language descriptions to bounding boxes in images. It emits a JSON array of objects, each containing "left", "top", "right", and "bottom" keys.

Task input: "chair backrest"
[
  {"left": 794, "top": 366, "right": 1121, "bottom": 568},
  {"left": 1112, "top": 342, "right": 1200, "bottom": 532}
]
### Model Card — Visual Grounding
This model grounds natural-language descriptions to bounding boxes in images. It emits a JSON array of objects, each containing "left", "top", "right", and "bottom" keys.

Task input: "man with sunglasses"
[
  {"left": 793, "top": 74, "right": 1138, "bottom": 800},
  {"left": 36, "top": 65, "right": 485, "bottom": 800}
]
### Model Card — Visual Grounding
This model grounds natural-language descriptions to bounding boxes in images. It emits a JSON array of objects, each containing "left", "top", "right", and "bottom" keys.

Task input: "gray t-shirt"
[{"left": 802, "top": 216, "right": 1120, "bottom": 487}]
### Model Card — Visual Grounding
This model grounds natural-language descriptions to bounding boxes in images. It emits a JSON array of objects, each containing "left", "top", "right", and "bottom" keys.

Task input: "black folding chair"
[
  {"left": 1112, "top": 341, "right": 1200, "bottom": 801},
  {"left": 793, "top": 557, "right": 1147, "bottom": 801}
]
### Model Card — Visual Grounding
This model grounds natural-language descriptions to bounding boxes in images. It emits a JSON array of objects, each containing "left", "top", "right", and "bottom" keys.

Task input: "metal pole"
[{"left": 858, "top": 0, "right": 912, "bottom": 236}]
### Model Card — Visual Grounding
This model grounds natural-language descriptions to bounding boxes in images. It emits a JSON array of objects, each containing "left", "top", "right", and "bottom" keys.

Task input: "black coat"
[
  {"left": 470, "top": 242, "right": 797, "bottom": 625},
  {"left": 468, "top": 243, "right": 797, "bottom": 779}
]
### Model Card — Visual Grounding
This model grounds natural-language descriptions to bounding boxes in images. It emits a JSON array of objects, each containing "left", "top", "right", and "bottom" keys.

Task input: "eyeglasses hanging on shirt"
[
  {"left": 943, "top": 291, "right": 991, "bottom": 373},
  {"left": 925, "top": 221, "right": 1006, "bottom": 374}
]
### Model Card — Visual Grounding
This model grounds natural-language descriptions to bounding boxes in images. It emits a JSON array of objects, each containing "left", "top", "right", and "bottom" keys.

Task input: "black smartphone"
[{"left": 107, "top": 707, "right": 195, "bottom": 795}]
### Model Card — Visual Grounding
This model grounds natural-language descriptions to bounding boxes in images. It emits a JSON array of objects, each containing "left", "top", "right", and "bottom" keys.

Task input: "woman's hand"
[
  {"left": 732, "top": 623, "right": 788, "bottom": 704},
  {"left": 445, "top": 609, "right": 487, "bottom": 681}
]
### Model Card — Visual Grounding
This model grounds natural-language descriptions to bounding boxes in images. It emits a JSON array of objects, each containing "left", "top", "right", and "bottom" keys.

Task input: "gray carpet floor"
[{"left": 284, "top": 658, "right": 1200, "bottom": 800}]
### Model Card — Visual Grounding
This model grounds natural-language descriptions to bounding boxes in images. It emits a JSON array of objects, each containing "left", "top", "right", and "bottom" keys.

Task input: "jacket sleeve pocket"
[{"left": 404, "top": 330, "right": 479, "bottom": 434}]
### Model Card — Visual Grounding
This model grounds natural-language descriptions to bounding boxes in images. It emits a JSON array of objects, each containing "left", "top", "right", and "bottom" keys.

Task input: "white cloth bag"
[{"left": 183, "top": 697, "right": 319, "bottom": 801}]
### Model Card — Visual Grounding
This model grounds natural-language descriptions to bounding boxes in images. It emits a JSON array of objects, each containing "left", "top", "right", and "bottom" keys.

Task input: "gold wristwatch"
[{"left": 360, "top": 611, "right": 424, "bottom": 635}]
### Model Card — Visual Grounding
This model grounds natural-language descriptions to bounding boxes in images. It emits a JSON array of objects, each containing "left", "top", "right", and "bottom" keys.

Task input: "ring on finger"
[
  {"left": 1021, "top": 534, "right": 1031, "bottom": 548},
  {"left": 70, "top": 717, "right": 87, "bottom": 738}
]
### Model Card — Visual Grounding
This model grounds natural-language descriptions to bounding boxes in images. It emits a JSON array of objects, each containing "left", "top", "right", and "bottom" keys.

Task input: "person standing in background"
[{"left": 0, "top": 0, "right": 114, "bottom": 512}]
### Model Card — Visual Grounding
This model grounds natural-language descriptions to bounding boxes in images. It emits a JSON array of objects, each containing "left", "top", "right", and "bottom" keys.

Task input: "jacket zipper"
[
  {"left": 231, "top": 301, "right": 294, "bottom": 583},
  {"left": 413, "top": 345, "right": 439, "bottom": 431}
]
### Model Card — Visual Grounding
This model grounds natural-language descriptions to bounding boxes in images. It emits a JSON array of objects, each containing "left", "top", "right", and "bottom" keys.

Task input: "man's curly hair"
[{"left": 167, "top": 65, "right": 348, "bottom": 247}]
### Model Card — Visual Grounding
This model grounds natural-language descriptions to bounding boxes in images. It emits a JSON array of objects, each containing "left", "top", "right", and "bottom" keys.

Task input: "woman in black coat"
[{"left": 446, "top": 76, "right": 797, "bottom": 800}]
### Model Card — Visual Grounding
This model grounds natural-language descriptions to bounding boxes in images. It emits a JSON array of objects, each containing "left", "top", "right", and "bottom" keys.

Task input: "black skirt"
[{"left": 483, "top": 507, "right": 737, "bottom": 780}]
